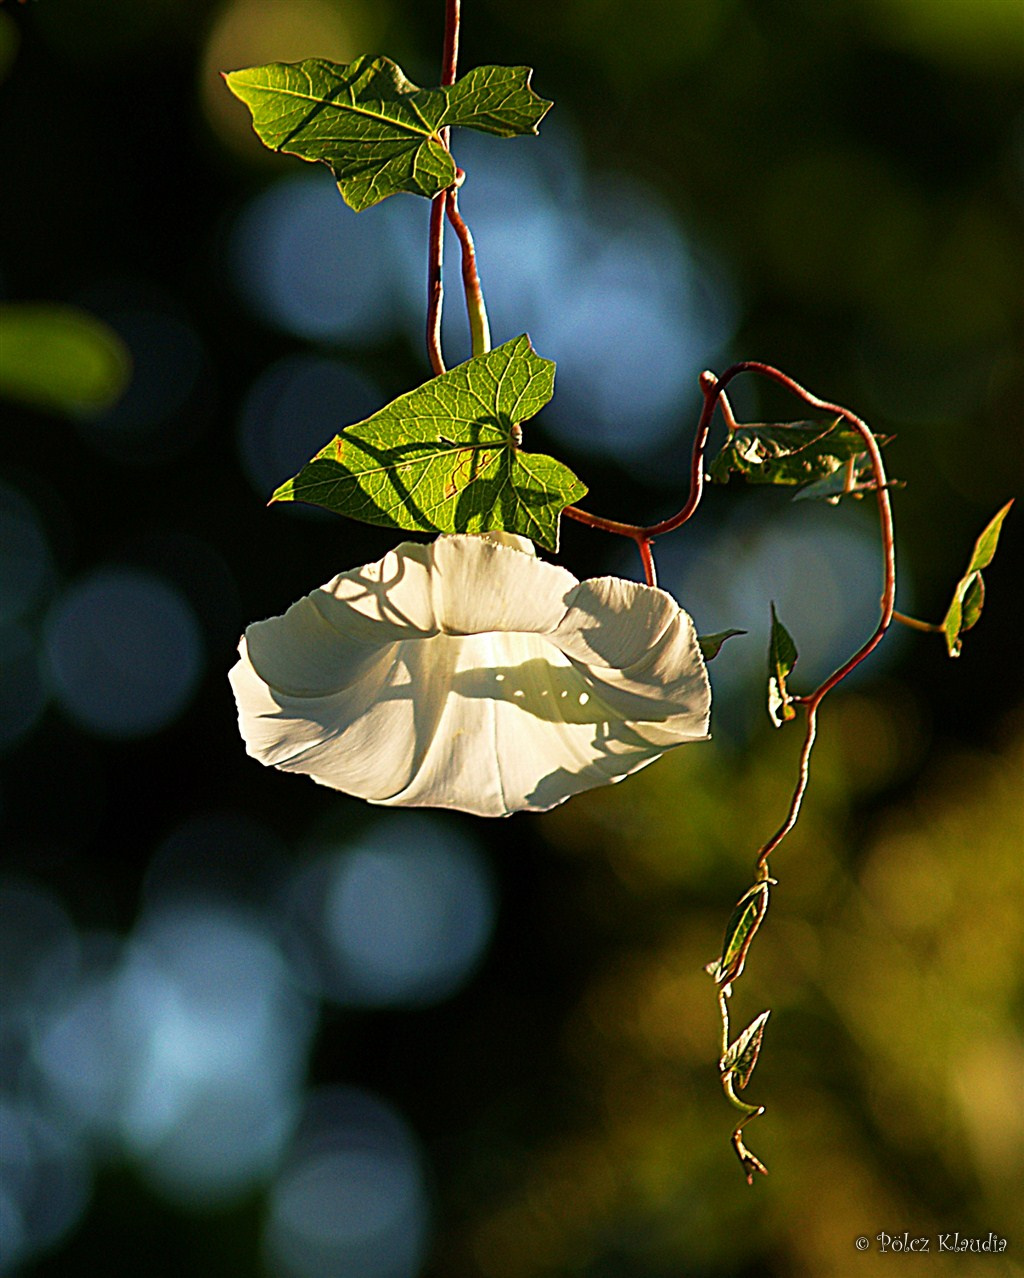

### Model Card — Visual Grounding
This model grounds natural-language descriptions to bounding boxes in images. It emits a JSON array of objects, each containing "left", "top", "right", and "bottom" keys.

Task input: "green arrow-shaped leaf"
[
  {"left": 0, "top": 304, "right": 130, "bottom": 417},
  {"left": 710, "top": 419, "right": 875, "bottom": 490},
  {"left": 767, "top": 603, "right": 798, "bottom": 727},
  {"left": 271, "top": 335, "right": 586, "bottom": 552},
  {"left": 698, "top": 629, "right": 746, "bottom": 661},
  {"left": 224, "top": 57, "right": 551, "bottom": 212},
  {"left": 722, "top": 1010, "right": 771, "bottom": 1090},
  {"left": 941, "top": 500, "right": 1013, "bottom": 657}
]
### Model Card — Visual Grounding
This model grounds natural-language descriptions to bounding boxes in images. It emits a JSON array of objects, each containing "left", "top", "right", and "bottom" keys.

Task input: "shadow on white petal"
[
  {"left": 314, "top": 543, "right": 438, "bottom": 644},
  {"left": 554, "top": 577, "right": 679, "bottom": 669},
  {"left": 450, "top": 659, "right": 630, "bottom": 726}
]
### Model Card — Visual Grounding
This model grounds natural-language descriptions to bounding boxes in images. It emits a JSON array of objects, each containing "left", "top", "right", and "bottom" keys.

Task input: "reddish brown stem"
[
  {"left": 725, "top": 363, "right": 896, "bottom": 697},
  {"left": 638, "top": 537, "right": 657, "bottom": 587},
  {"left": 689, "top": 362, "right": 898, "bottom": 1178},
  {"left": 565, "top": 369, "right": 721, "bottom": 540},
  {"left": 426, "top": 196, "right": 447, "bottom": 376},
  {"left": 563, "top": 368, "right": 723, "bottom": 577},
  {"left": 754, "top": 702, "right": 819, "bottom": 873},
  {"left": 646, "top": 369, "right": 722, "bottom": 536},
  {"left": 562, "top": 506, "right": 650, "bottom": 538},
  {"left": 567, "top": 363, "right": 896, "bottom": 646},
  {"left": 709, "top": 363, "right": 897, "bottom": 873},
  {"left": 425, "top": 1, "right": 461, "bottom": 375},
  {"left": 561, "top": 511, "right": 659, "bottom": 586},
  {"left": 440, "top": 0, "right": 460, "bottom": 83},
  {"left": 570, "top": 361, "right": 896, "bottom": 865},
  {"left": 719, "top": 387, "right": 740, "bottom": 432}
]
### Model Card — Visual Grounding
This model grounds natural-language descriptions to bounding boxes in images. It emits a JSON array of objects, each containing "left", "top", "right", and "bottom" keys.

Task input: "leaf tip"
[{"left": 698, "top": 629, "right": 747, "bottom": 662}]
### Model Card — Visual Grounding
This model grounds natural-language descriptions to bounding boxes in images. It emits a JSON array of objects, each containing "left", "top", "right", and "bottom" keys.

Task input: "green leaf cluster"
[
  {"left": 941, "top": 500, "right": 1013, "bottom": 657},
  {"left": 710, "top": 419, "right": 889, "bottom": 502},
  {"left": 225, "top": 56, "right": 551, "bottom": 212},
  {"left": 226, "top": 54, "right": 567, "bottom": 547},
  {"left": 271, "top": 336, "right": 586, "bottom": 552}
]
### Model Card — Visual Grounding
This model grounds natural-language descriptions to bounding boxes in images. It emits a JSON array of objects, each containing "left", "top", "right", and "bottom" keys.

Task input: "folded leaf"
[
  {"left": 722, "top": 1010, "right": 771, "bottom": 1090},
  {"left": 715, "top": 880, "right": 771, "bottom": 987},
  {"left": 225, "top": 57, "right": 551, "bottom": 212},
  {"left": 767, "top": 603, "right": 798, "bottom": 727},
  {"left": 941, "top": 500, "right": 1013, "bottom": 657},
  {"left": 271, "top": 335, "right": 586, "bottom": 552}
]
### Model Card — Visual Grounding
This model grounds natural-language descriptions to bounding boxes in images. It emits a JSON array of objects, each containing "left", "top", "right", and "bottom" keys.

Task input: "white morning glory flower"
[{"left": 229, "top": 532, "right": 711, "bottom": 817}]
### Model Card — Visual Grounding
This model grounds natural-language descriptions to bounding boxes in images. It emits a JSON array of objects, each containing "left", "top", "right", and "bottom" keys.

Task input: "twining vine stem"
[
  {"left": 570, "top": 360, "right": 896, "bottom": 1179},
  {"left": 427, "top": 197, "right": 447, "bottom": 376},
  {"left": 424, "top": 0, "right": 901, "bottom": 1185},
  {"left": 426, "top": 0, "right": 461, "bottom": 375},
  {"left": 562, "top": 369, "right": 724, "bottom": 586},
  {"left": 741, "top": 363, "right": 896, "bottom": 867},
  {"left": 427, "top": 1, "right": 492, "bottom": 370},
  {"left": 447, "top": 175, "right": 491, "bottom": 357}
]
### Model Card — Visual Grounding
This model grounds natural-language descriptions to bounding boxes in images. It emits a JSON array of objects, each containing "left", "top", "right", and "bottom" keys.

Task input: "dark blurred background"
[{"left": 1, "top": 1, "right": 1022, "bottom": 1275}]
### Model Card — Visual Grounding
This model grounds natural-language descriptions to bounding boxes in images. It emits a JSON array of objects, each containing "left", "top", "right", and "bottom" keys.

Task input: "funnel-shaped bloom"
[{"left": 230, "top": 533, "right": 711, "bottom": 817}]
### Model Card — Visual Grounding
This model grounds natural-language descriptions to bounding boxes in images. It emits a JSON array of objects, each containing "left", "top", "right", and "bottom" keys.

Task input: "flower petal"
[
  {"left": 231, "top": 535, "right": 712, "bottom": 817},
  {"left": 315, "top": 539, "right": 437, "bottom": 642},
  {"left": 378, "top": 629, "right": 592, "bottom": 816},
  {"left": 553, "top": 577, "right": 711, "bottom": 740},
  {"left": 429, "top": 534, "right": 578, "bottom": 637},
  {"left": 229, "top": 635, "right": 409, "bottom": 783},
  {"left": 241, "top": 541, "right": 438, "bottom": 700},
  {"left": 552, "top": 576, "right": 678, "bottom": 669}
]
